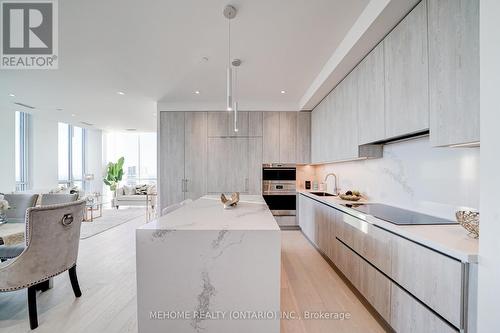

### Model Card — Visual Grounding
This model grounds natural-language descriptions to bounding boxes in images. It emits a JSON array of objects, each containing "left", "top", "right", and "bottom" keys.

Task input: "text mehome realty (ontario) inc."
[{"left": 149, "top": 310, "right": 352, "bottom": 321}]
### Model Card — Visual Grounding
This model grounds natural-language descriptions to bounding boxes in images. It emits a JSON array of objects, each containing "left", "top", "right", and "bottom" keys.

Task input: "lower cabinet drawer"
[
  {"left": 390, "top": 283, "right": 458, "bottom": 333},
  {"left": 336, "top": 212, "right": 392, "bottom": 275},
  {"left": 336, "top": 239, "right": 391, "bottom": 323},
  {"left": 391, "top": 236, "right": 463, "bottom": 327}
]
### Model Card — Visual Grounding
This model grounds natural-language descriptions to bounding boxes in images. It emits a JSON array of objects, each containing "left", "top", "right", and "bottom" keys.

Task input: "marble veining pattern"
[
  {"left": 136, "top": 195, "right": 281, "bottom": 333},
  {"left": 192, "top": 271, "right": 216, "bottom": 332},
  {"left": 311, "top": 137, "right": 479, "bottom": 219}
]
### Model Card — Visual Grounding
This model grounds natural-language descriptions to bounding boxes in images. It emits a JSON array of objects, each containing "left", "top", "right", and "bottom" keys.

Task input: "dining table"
[{"left": 0, "top": 218, "right": 25, "bottom": 246}]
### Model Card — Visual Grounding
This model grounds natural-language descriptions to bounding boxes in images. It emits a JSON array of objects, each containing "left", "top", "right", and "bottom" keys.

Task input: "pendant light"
[
  {"left": 224, "top": 5, "right": 237, "bottom": 111},
  {"left": 232, "top": 58, "right": 241, "bottom": 132},
  {"left": 234, "top": 102, "right": 239, "bottom": 132}
]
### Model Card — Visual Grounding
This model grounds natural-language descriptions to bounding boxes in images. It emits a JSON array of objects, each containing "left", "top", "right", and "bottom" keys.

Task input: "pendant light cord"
[{"left": 228, "top": 19, "right": 231, "bottom": 69}]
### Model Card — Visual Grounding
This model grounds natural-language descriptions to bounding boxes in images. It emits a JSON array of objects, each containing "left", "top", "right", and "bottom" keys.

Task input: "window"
[
  {"left": 104, "top": 132, "right": 156, "bottom": 186},
  {"left": 15, "top": 112, "right": 29, "bottom": 191},
  {"left": 58, "top": 123, "right": 86, "bottom": 190}
]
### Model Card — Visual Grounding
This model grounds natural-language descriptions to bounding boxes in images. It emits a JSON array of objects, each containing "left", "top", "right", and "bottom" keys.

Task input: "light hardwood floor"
[{"left": 0, "top": 215, "right": 384, "bottom": 333}]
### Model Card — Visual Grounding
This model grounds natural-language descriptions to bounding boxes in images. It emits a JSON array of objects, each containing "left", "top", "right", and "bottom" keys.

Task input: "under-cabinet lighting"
[{"left": 449, "top": 141, "right": 480, "bottom": 148}]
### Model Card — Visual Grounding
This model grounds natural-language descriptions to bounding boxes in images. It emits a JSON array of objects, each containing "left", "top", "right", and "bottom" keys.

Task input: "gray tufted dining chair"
[
  {"left": 0, "top": 200, "right": 86, "bottom": 330},
  {"left": 40, "top": 193, "right": 79, "bottom": 206},
  {"left": 4, "top": 194, "right": 39, "bottom": 219}
]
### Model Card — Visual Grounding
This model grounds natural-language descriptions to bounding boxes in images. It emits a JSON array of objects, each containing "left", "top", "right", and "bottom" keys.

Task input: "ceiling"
[{"left": 0, "top": 0, "right": 417, "bottom": 132}]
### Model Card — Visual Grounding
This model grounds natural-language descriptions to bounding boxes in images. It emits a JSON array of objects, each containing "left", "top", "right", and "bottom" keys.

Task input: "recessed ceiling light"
[
  {"left": 280, "top": 90, "right": 286, "bottom": 94},
  {"left": 153, "top": 113, "right": 157, "bottom": 116},
  {"left": 194, "top": 90, "right": 200, "bottom": 95},
  {"left": 117, "top": 91, "right": 125, "bottom": 95},
  {"left": 71, "top": 114, "right": 76, "bottom": 117},
  {"left": 8, "top": 93, "right": 15, "bottom": 97}
]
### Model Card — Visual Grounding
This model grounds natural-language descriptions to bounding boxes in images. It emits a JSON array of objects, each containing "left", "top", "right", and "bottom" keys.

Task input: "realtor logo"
[{"left": 1, "top": 0, "right": 58, "bottom": 69}]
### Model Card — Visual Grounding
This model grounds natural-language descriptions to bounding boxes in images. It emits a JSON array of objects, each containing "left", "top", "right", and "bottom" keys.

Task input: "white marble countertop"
[
  {"left": 140, "top": 195, "right": 279, "bottom": 231},
  {"left": 299, "top": 191, "right": 479, "bottom": 263}
]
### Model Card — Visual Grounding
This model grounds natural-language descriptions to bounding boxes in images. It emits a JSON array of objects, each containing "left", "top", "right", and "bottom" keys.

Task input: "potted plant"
[{"left": 103, "top": 157, "right": 124, "bottom": 196}]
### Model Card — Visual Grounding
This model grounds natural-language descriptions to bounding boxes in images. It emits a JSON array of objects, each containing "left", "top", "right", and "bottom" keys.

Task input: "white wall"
[
  {"left": 30, "top": 114, "right": 59, "bottom": 191},
  {"left": 478, "top": 1, "right": 500, "bottom": 331},
  {"left": 0, "top": 109, "right": 16, "bottom": 192},
  {"left": 309, "top": 136, "right": 479, "bottom": 220}
]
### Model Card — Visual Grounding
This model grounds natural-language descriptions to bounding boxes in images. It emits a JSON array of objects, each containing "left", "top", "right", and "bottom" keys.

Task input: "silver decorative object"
[
  {"left": 456, "top": 210, "right": 479, "bottom": 239},
  {"left": 220, "top": 192, "right": 240, "bottom": 209}
]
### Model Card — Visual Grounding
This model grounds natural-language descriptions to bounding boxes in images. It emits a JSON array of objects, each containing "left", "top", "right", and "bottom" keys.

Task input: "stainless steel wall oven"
[{"left": 262, "top": 164, "right": 296, "bottom": 216}]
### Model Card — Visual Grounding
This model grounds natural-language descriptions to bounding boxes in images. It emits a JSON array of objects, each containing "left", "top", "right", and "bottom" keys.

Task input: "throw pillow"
[
  {"left": 123, "top": 185, "right": 135, "bottom": 195},
  {"left": 147, "top": 184, "right": 157, "bottom": 195},
  {"left": 135, "top": 184, "right": 148, "bottom": 195}
]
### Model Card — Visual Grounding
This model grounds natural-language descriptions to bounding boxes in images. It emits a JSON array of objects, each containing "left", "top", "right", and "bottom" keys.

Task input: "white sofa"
[{"left": 113, "top": 185, "right": 156, "bottom": 209}]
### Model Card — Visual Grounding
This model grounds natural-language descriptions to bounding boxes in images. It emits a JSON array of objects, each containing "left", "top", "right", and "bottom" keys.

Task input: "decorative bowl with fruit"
[{"left": 339, "top": 190, "right": 362, "bottom": 202}]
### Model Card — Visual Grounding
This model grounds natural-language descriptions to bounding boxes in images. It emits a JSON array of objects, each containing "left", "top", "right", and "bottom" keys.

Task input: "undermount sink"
[{"left": 309, "top": 192, "right": 336, "bottom": 197}]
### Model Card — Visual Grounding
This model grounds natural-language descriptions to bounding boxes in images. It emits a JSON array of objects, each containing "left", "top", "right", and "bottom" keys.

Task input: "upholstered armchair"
[
  {"left": 0, "top": 200, "right": 86, "bottom": 329},
  {"left": 40, "top": 193, "right": 79, "bottom": 206},
  {"left": 0, "top": 194, "right": 39, "bottom": 262},
  {"left": 4, "top": 194, "right": 39, "bottom": 220}
]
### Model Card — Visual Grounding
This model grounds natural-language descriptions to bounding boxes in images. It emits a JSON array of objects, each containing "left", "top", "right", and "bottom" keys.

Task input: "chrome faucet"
[{"left": 324, "top": 172, "right": 339, "bottom": 195}]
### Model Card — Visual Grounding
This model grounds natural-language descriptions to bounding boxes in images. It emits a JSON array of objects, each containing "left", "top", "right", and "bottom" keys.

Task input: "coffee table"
[{"left": 84, "top": 196, "right": 107, "bottom": 222}]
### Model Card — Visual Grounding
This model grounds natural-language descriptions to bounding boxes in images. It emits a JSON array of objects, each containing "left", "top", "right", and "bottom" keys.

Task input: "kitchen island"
[{"left": 136, "top": 195, "right": 281, "bottom": 333}]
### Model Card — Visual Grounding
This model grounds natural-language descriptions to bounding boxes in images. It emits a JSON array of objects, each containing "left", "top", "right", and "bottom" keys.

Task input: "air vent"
[
  {"left": 80, "top": 121, "right": 94, "bottom": 126},
  {"left": 14, "top": 102, "right": 35, "bottom": 109},
  {"left": 125, "top": 128, "right": 137, "bottom": 131}
]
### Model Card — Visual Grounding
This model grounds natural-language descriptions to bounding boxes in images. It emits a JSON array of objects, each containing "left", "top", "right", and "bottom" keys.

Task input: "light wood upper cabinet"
[
  {"left": 208, "top": 111, "right": 249, "bottom": 137},
  {"left": 159, "top": 112, "right": 185, "bottom": 210},
  {"left": 207, "top": 112, "right": 230, "bottom": 137},
  {"left": 428, "top": 0, "right": 479, "bottom": 147},
  {"left": 335, "top": 71, "right": 359, "bottom": 161},
  {"left": 325, "top": 88, "right": 338, "bottom": 162},
  {"left": 207, "top": 137, "right": 248, "bottom": 193},
  {"left": 384, "top": 0, "right": 429, "bottom": 139},
  {"left": 248, "top": 111, "right": 263, "bottom": 137},
  {"left": 279, "top": 112, "right": 297, "bottom": 164},
  {"left": 247, "top": 137, "right": 263, "bottom": 194},
  {"left": 357, "top": 43, "right": 385, "bottom": 144},
  {"left": 263, "top": 111, "right": 305, "bottom": 164},
  {"left": 263, "top": 112, "right": 280, "bottom": 163},
  {"left": 232, "top": 111, "right": 249, "bottom": 137},
  {"left": 311, "top": 100, "right": 325, "bottom": 163},
  {"left": 296, "top": 112, "right": 311, "bottom": 164},
  {"left": 184, "top": 112, "right": 207, "bottom": 201}
]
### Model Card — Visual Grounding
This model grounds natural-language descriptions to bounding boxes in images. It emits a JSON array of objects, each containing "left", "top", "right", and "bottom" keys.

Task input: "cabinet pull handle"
[
  {"left": 185, "top": 179, "right": 189, "bottom": 193},
  {"left": 181, "top": 179, "right": 185, "bottom": 192}
]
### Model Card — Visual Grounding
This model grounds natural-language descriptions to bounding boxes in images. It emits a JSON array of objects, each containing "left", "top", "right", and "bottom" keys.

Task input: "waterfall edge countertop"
[
  {"left": 140, "top": 195, "right": 279, "bottom": 231},
  {"left": 136, "top": 195, "right": 281, "bottom": 333}
]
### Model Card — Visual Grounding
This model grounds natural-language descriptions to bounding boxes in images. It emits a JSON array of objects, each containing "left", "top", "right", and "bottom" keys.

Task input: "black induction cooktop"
[{"left": 342, "top": 203, "right": 458, "bottom": 226}]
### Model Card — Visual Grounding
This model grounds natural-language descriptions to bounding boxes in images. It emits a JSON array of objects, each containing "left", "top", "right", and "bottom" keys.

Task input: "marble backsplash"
[{"left": 298, "top": 136, "right": 480, "bottom": 220}]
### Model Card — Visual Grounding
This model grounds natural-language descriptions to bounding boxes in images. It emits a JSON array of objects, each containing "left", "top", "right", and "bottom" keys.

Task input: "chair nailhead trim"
[{"left": 0, "top": 263, "right": 76, "bottom": 292}]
